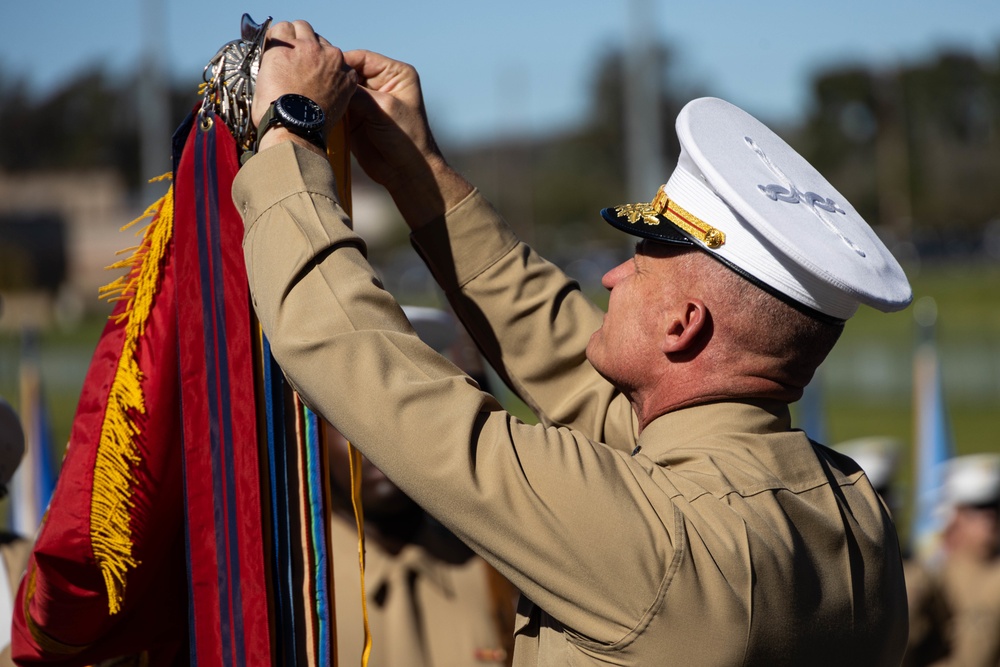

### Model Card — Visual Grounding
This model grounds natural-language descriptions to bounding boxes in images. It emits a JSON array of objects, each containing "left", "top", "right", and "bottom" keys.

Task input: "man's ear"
[{"left": 662, "top": 299, "right": 708, "bottom": 354}]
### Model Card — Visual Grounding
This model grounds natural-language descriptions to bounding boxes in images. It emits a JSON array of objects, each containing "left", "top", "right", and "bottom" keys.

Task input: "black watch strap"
[
  {"left": 241, "top": 98, "right": 326, "bottom": 165},
  {"left": 256, "top": 111, "right": 327, "bottom": 152}
]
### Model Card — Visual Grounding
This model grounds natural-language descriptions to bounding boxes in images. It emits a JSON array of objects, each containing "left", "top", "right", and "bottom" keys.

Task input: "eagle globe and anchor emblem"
[{"left": 745, "top": 135, "right": 866, "bottom": 258}]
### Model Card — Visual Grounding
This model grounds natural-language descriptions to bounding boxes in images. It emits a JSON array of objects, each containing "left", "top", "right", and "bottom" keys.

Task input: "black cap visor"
[
  {"left": 600, "top": 207, "right": 695, "bottom": 247},
  {"left": 599, "top": 206, "right": 844, "bottom": 326}
]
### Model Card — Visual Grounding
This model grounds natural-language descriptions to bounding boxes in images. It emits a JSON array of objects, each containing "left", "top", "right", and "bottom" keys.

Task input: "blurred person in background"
[
  {"left": 325, "top": 306, "right": 516, "bottom": 667},
  {"left": 931, "top": 453, "right": 1000, "bottom": 667},
  {"left": 0, "top": 396, "right": 28, "bottom": 666},
  {"left": 836, "top": 437, "right": 950, "bottom": 667}
]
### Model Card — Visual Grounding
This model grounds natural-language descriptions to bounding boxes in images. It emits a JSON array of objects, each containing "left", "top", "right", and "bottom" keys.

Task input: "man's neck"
[{"left": 631, "top": 370, "right": 801, "bottom": 433}]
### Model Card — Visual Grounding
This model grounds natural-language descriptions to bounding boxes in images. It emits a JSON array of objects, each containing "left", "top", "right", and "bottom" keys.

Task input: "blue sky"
[{"left": 3, "top": 0, "right": 998, "bottom": 146}]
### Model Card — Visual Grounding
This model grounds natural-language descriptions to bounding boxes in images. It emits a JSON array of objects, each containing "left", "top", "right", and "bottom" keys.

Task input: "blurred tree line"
[
  {"left": 0, "top": 66, "right": 198, "bottom": 191},
  {"left": 795, "top": 50, "right": 1000, "bottom": 259},
  {"left": 450, "top": 43, "right": 705, "bottom": 261},
  {"left": 1, "top": 43, "right": 998, "bottom": 262},
  {"left": 451, "top": 44, "right": 1000, "bottom": 265}
]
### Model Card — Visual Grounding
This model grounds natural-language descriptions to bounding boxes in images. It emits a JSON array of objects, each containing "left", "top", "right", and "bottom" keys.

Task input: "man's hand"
[
  {"left": 345, "top": 49, "right": 473, "bottom": 228},
  {"left": 343, "top": 50, "right": 438, "bottom": 191},
  {"left": 252, "top": 20, "right": 357, "bottom": 153}
]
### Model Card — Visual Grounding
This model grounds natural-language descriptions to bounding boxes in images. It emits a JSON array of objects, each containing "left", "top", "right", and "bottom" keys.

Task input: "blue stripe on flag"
[
  {"left": 194, "top": 129, "right": 234, "bottom": 667},
  {"left": 204, "top": 124, "right": 248, "bottom": 667},
  {"left": 304, "top": 406, "right": 331, "bottom": 665}
]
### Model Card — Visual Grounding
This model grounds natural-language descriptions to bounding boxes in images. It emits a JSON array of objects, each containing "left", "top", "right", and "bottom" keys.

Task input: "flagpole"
[
  {"left": 624, "top": 0, "right": 664, "bottom": 203},
  {"left": 139, "top": 0, "right": 171, "bottom": 202}
]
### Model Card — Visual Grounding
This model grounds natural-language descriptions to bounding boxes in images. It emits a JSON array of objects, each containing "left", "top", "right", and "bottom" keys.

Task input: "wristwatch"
[{"left": 254, "top": 93, "right": 327, "bottom": 153}]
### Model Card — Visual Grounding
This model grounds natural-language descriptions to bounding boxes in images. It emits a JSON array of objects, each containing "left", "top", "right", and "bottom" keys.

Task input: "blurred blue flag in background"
[
  {"left": 9, "top": 330, "right": 57, "bottom": 537},
  {"left": 910, "top": 297, "right": 954, "bottom": 565}
]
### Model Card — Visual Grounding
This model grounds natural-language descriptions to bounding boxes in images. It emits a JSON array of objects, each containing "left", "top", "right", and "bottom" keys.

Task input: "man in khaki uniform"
[
  {"left": 931, "top": 454, "right": 1000, "bottom": 666},
  {"left": 327, "top": 307, "right": 515, "bottom": 666},
  {"left": 235, "top": 21, "right": 912, "bottom": 665}
]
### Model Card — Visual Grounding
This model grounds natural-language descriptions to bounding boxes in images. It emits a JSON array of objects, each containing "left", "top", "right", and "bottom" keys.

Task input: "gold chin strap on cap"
[{"left": 650, "top": 185, "right": 726, "bottom": 249}]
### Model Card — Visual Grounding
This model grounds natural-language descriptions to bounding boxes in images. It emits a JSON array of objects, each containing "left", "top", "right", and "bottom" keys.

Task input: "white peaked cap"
[
  {"left": 945, "top": 454, "right": 1000, "bottom": 507},
  {"left": 601, "top": 97, "right": 913, "bottom": 321},
  {"left": 835, "top": 437, "right": 901, "bottom": 491},
  {"left": 401, "top": 305, "right": 457, "bottom": 355}
]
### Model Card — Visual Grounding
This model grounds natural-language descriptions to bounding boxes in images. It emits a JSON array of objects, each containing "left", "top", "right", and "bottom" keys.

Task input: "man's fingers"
[
  {"left": 344, "top": 49, "right": 403, "bottom": 88},
  {"left": 266, "top": 20, "right": 322, "bottom": 48},
  {"left": 343, "top": 49, "right": 373, "bottom": 72},
  {"left": 290, "top": 19, "right": 318, "bottom": 40},
  {"left": 266, "top": 21, "right": 296, "bottom": 43},
  {"left": 347, "top": 86, "right": 378, "bottom": 120}
]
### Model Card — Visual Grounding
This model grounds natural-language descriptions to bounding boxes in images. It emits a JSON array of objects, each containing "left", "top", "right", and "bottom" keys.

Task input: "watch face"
[{"left": 276, "top": 93, "right": 326, "bottom": 131}]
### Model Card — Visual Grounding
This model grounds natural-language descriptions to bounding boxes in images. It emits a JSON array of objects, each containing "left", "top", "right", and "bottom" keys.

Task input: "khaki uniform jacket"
[
  {"left": 903, "top": 557, "right": 949, "bottom": 667},
  {"left": 931, "top": 556, "right": 1000, "bottom": 667},
  {"left": 235, "top": 143, "right": 908, "bottom": 666},
  {"left": 331, "top": 514, "right": 513, "bottom": 666}
]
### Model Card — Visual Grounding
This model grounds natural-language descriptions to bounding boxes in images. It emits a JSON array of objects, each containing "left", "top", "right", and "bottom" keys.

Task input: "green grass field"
[{"left": 818, "top": 259, "right": 1000, "bottom": 453}]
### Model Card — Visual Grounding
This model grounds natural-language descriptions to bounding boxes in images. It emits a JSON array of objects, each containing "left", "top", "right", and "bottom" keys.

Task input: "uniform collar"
[{"left": 636, "top": 399, "right": 793, "bottom": 465}]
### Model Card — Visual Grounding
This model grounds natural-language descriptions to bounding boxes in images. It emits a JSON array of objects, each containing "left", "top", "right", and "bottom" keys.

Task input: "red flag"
[
  {"left": 12, "top": 115, "right": 275, "bottom": 666},
  {"left": 13, "top": 178, "right": 188, "bottom": 665}
]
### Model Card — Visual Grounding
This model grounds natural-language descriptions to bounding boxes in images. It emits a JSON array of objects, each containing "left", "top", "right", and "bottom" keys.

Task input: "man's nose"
[{"left": 602, "top": 261, "right": 630, "bottom": 290}]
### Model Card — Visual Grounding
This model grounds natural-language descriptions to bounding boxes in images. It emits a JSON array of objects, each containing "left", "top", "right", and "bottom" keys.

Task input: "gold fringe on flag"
[{"left": 91, "top": 174, "right": 174, "bottom": 614}]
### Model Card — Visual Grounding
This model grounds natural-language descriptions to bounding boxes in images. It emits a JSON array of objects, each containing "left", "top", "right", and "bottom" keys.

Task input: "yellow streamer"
[{"left": 348, "top": 443, "right": 372, "bottom": 666}]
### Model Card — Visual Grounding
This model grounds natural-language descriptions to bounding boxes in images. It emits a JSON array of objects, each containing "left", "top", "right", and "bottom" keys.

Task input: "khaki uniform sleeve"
[
  {"left": 234, "top": 144, "right": 673, "bottom": 645},
  {"left": 411, "top": 191, "right": 638, "bottom": 452}
]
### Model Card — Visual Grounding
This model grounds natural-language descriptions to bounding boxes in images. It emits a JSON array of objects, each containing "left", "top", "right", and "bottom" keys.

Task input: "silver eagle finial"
[{"left": 200, "top": 13, "right": 272, "bottom": 151}]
